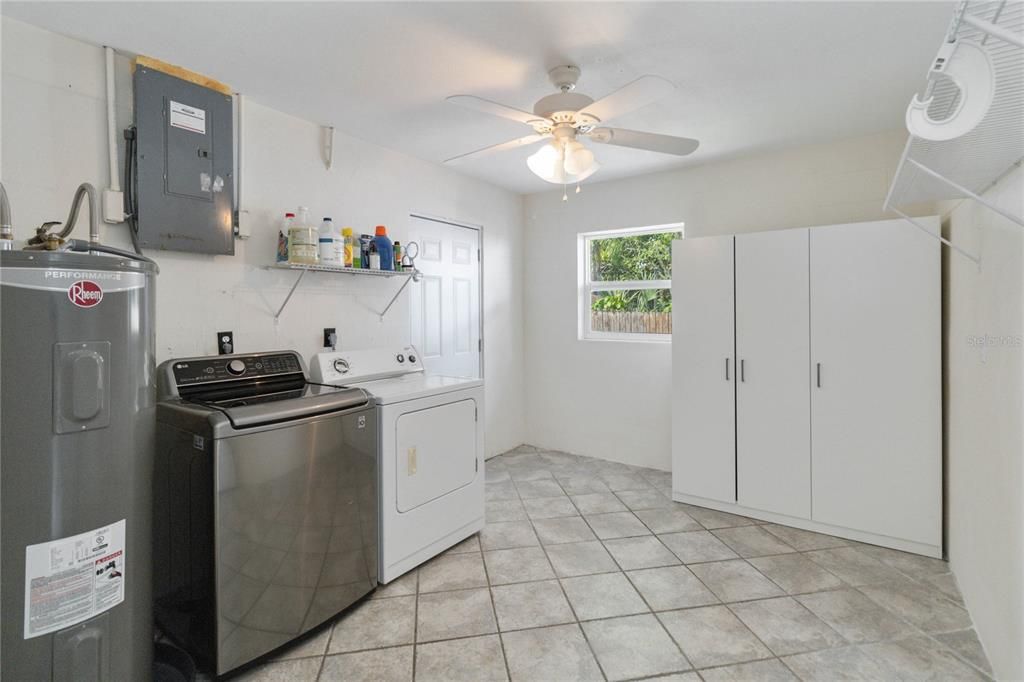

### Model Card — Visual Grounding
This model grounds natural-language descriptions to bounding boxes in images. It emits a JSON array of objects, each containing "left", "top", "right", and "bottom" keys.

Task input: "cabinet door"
[
  {"left": 735, "top": 229, "right": 811, "bottom": 518},
  {"left": 672, "top": 237, "right": 736, "bottom": 503},
  {"left": 810, "top": 218, "right": 941, "bottom": 547}
]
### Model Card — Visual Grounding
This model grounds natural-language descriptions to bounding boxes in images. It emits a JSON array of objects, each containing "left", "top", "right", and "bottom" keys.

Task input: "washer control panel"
[
  {"left": 172, "top": 352, "right": 302, "bottom": 387},
  {"left": 309, "top": 346, "right": 422, "bottom": 384}
]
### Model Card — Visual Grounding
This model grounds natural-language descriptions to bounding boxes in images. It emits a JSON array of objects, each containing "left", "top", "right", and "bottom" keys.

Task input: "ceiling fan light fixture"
[{"left": 528, "top": 138, "right": 599, "bottom": 185}]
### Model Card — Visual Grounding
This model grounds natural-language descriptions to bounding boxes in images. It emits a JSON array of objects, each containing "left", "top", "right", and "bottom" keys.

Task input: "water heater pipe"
[{"left": 105, "top": 47, "right": 120, "bottom": 193}]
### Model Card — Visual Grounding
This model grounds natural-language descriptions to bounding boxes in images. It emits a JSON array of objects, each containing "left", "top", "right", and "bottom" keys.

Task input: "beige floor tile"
[
  {"left": 320, "top": 645, "right": 413, "bottom": 682},
  {"left": 688, "top": 560, "right": 783, "bottom": 602},
  {"left": 781, "top": 645, "right": 891, "bottom": 681},
  {"left": 660, "top": 531, "right": 739, "bottom": 564},
  {"left": 616, "top": 489, "right": 673, "bottom": 511},
  {"left": 861, "top": 636, "right": 989, "bottom": 680},
  {"left": 584, "top": 511, "right": 651, "bottom": 539},
  {"left": 934, "top": 629, "right": 993, "bottom": 675},
  {"left": 583, "top": 614, "right": 691, "bottom": 681},
  {"left": 761, "top": 524, "right": 849, "bottom": 552},
  {"left": 730, "top": 596, "right": 846, "bottom": 657},
  {"left": 500, "top": 623, "right": 603, "bottom": 682},
  {"left": 635, "top": 508, "right": 703, "bottom": 534},
  {"left": 533, "top": 516, "right": 597, "bottom": 545},
  {"left": 859, "top": 579, "right": 972, "bottom": 633},
  {"left": 561, "top": 572, "right": 649, "bottom": 620},
  {"left": 796, "top": 588, "right": 917, "bottom": 643},
  {"left": 803, "top": 547, "right": 906, "bottom": 586},
  {"left": 627, "top": 565, "right": 718, "bottom": 611},
  {"left": 414, "top": 635, "right": 508, "bottom": 682},
  {"left": 698, "top": 658, "right": 797, "bottom": 681},
  {"left": 235, "top": 656, "right": 322, "bottom": 681},
  {"left": 545, "top": 540, "right": 619, "bottom": 577},
  {"left": 480, "top": 520, "right": 539, "bottom": 551},
  {"left": 659, "top": 605, "right": 771, "bottom": 669},
  {"left": 416, "top": 587, "right": 497, "bottom": 642},
  {"left": 681, "top": 505, "right": 758, "bottom": 530},
  {"left": 418, "top": 553, "right": 488, "bottom": 593},
  {"left": 713, "top": 526, "right": 797, "bottom": 558},
  {"left": 491, "top": 579, "right": 575, "bottom": 631},
  {"left": 604, "top": 535, "right": 681, "bottom": 570},
  {"left": 328, "top": 596, "right": 416, "bottom": 653},
  {"left": 523, "top": 496, "right": 579, "bottom": 520},
  {"left": 484, "top": 546, "right": 555, "bottom": 585},
  {"left": 748, "top": 554, "right": 844, "bottom": 595},
  {"left": 571, "top": 492, "right": 628, "bottom": 514}
]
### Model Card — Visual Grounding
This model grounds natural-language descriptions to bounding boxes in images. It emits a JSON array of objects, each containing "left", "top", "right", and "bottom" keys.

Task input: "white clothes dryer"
[{"left": 310, "top": 347, "right": 484, "bottom": 583}]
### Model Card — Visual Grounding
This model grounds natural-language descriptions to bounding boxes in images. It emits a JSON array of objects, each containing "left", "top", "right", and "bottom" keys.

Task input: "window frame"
[{"left": 577, "top": 222, "right": 685, "bottom": 343}]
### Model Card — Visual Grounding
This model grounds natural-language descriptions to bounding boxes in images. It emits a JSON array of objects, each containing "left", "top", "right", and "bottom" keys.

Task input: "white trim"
[
  {"left": 577, "top": 223, "right": 683, "bottom": 342},
  {"left": 672, "top": 491, "right": 943, "bottom": 559}
]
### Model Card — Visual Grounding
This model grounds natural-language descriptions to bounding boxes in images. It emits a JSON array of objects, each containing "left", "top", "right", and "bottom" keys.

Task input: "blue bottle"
[{"left": 373, "top": 225, "right": 394, "bottom": 271}]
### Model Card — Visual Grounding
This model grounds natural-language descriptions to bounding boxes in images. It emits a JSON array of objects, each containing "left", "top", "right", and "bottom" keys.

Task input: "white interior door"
[
  {"left": 809, "top": 218, "right": 941, "bottom": 547},
  {"left": 735, "top": 229, "right": 811, "bottom": 518},
  {"left": 409, "top": 215, "right": 481, "bottom": 379},
  {"left": 672, "top": 237, "right": 736, "bottom": 503}
]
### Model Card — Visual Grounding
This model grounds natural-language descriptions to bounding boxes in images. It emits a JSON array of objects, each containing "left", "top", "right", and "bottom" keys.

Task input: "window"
[{"left": 578, "top": 223, "right": 684, "bottom": 341}]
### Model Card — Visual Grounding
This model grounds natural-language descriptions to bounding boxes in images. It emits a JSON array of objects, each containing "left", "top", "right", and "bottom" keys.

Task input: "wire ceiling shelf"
[{"left": 884, "top": 0, "right": 1024, "bottom": 265}]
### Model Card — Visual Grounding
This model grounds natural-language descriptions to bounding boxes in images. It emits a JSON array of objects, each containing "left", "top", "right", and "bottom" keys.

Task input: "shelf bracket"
[
  {"left": 322, "top": 126, "right": 335, "bottom": 170},
  {"left": 889, "top": 206, "right": 981, "bottom": 267},
  {"left": 906, "top": 158, "right": 1024, "bottom": 229},
  {"left": 378, "top": 269, "right": 418, "bottom": 320},
  {"left": 275, "top": 267, "right": 308, "bottom": 322}
]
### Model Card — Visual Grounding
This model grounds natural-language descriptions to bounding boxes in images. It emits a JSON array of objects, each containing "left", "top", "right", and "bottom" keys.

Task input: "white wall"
[
  {"left": 944, "top": 165, "right": 1023, "bottom": 681},
  {"left": 0, "top": 17, "right": 526, "bottom": 456},
  {"left": 523, "top": 130, "right": 916, "bottom": 470}
]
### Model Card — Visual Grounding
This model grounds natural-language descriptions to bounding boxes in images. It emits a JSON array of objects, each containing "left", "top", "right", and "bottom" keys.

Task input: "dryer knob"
[
  {"left": 408, "top": 354, "right": 416, "bottom": 363},
  {"left": 396, "top": 354, "right": 405, "bottom": 363},
  {"left": 333, "top": 358, "right": 350, "bottom": 374}
]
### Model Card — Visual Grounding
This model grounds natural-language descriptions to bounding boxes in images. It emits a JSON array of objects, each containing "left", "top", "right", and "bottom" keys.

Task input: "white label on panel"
[
  {"left": 169, "top": 100, "right": 206, "bottom": 134},
  {"left": 453, "top": 242, "right": 471, "bottom": 265},
  {"left": 454, "top": 278, "right": 471, "bottom": 354},
  {"left": 24, "top": 520, "right": 126, "bottom": 639},
  {"left": 422, "top": 276, "right": 442, "bottom": 357},
  {"left": 422, "top": 239, "right": 442, "bottom": 262}
]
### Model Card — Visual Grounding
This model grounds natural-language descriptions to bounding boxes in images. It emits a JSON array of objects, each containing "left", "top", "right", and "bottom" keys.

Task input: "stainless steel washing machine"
[{"left": 153, "top": 351, "right": 378, "bottom": 676}]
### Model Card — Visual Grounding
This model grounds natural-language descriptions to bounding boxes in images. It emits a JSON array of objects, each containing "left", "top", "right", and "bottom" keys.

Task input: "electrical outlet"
[
  {"left": 217, "top": 331, "right": 234, "bottom": 355},
  {"left": 323, "top": 327, "right": 337, "bottom": 349}
]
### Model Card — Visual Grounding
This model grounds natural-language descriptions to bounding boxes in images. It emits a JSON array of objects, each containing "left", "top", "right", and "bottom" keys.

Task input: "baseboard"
[{"left": 672, "top": 491, "right": 943, "bottom": 559}]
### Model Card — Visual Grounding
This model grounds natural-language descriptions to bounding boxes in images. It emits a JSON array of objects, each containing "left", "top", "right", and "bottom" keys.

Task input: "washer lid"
[{"left": 346, "top": 374, "right": 482, "bottom": 404}]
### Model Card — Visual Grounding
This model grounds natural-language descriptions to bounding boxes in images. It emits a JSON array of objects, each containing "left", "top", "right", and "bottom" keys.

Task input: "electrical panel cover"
[{"left": 133, "top": 66, "right": 234, "bottom": 255}]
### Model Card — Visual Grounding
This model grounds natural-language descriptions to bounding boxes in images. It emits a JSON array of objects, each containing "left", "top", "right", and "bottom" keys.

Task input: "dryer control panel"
[{"left": 309, "top": 347, "right": 423, "bottom": 385}]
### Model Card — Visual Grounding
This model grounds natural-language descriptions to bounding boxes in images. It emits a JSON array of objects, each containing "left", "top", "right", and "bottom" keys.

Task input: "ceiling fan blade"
[
  {"left": 577, "top": 75, "right": 675, "bottom": 124},
  {"left": 587, "top": 127, "right": 699, "bottom": 156},
  {"left": 443, "top": 133, "right": 551, "bottom": 164},
  {"left": 446, "top": 95, "right": 550, "bottom": 127}
]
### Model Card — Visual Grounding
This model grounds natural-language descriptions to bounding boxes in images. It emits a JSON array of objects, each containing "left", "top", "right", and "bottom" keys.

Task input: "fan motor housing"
[{"left": 533, "top": 92, "right": 595, "bottom": 121}]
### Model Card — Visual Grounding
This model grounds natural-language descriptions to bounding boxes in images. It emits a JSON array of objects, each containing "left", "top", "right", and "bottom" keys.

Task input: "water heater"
[{"left": 0, "top": 250, "right": 157, "bottom": 680}]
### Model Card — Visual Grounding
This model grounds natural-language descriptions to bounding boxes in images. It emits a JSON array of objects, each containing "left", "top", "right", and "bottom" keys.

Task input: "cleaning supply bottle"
[
  {"left": 359, "top": 234, "right": 372, "bottom": 269},
  {"left": 373, "top": 225, "right": 394, "bottom": 271},
  {"left": 369, "top": 241, "right": 381, "bottom": 270},
  {"left": 277, "top": 212, "right": 294, "bottom": 263},
  {"left": 288, "top": 206, "right": 318, "bottom": 265},
  {"left": 342, "top": 227, "right": 355, "bottom": 268},
  {"left": 393, "top": 241, "right": 402, "bottom": 271},
  {"left": 319, "top": 217, "right": 342, "bottom": 266}
]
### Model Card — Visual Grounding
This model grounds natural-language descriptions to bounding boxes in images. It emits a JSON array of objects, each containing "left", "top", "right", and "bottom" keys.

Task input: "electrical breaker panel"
[{"left": 133, "top": 65, "right": 234, "bottom": 255}]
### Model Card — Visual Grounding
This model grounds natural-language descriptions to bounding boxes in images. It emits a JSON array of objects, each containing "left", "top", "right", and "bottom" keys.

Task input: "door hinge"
[
  {"left": 475, "top": 458, "right": 479, "bottom": 472},
  {"left": 474, "top": 406, "right": 478, "bottom": 422},
  {"left": 478, "top": 339, "right": 482, "bottom": 352},
  {"left": 477, "top": 249, "right": 481, "bottom": 262}
]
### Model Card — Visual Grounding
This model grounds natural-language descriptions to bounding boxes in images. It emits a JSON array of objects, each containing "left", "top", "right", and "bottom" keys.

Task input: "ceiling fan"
[{"left": 444, "top": 65, "right": 699, "bottom": 188}]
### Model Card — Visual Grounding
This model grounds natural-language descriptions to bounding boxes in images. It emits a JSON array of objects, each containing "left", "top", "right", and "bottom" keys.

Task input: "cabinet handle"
[
  {"left": 725, "top": 358, "right": 730, "bottom": 381},
  {"left": 816, "top": 362, "right": 822, "bottom": 388},
  {"left": 740, "top": 359, "right": 745, "bottom": 383}
]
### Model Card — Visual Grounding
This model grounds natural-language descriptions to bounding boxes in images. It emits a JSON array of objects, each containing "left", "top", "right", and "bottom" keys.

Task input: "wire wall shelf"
[
  {"left": 267, "top": 262, "right": 416, "bottom": 322},
  {"left": 884, "top": 0, "right": 1024, "bottom": 265}
]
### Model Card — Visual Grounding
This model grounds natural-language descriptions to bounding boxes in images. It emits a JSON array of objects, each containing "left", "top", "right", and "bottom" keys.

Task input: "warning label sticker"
[
  {"left": 23, "top": 520, "right": 126, "bottom": 639},
  {"left": 169, "top": 100, "right": 206, "bottom": 135}
]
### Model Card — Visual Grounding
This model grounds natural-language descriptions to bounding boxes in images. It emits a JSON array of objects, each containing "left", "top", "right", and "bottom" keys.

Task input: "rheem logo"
[{"left": 68, "top": 280, "right": 103, "bottom": 308}]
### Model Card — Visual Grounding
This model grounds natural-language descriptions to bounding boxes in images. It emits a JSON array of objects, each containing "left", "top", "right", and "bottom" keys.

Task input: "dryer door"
[{"left": 396, "top": 399, "right": 477, "bottom": 513}]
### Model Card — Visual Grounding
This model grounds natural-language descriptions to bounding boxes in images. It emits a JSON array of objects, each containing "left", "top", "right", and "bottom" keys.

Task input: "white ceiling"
[{"left": 3, "top": 2, "right": 952, "bottom": 194}]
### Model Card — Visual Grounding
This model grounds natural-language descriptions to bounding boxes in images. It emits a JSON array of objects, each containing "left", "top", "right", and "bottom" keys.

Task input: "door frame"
[{"left": 408, "top": 212, "right": 485, "bottom": 379}]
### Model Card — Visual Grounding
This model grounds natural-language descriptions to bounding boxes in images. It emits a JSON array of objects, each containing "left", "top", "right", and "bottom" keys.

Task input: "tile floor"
[{"left": 237, "top": 446, "right": 992, "bottom": 681}]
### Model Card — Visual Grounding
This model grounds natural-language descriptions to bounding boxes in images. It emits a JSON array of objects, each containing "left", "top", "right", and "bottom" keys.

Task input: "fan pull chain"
[
  {"left": 562, "top": 185, "right": 568, "bottom": 202},
  {"left": 576, "top": 184, "right": 581, "bottom": 194}
]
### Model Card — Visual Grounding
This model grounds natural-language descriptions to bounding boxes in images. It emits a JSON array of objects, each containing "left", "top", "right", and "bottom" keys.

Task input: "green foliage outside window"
[{"left": 590, "top": 231, "right": 679, "bottom": 313}]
